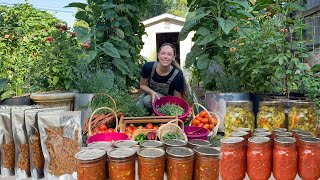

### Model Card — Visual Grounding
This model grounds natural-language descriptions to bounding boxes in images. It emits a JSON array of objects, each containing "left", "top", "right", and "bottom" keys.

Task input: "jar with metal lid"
[
  {"left": 193, "top": 147, "right": 220, "bottom": 180},
  {"left": 298, "top": 137, "right": 320, "bottom": 180},
  {"left": 257, "top": 101, "right": 286, "bottom": 131},
  {"left": 163, "top": 139, "right": 187, "bottom": 150},
  {"left": 75, "top": 149, "right": 107, "bottom": 180},
  {"left": 187, "top": 139, "right": 210, "bottom": 149},
  {"left": 166, "top": 147, "right": 194, "bottom": 180},
  {"left": 224, "top": 101, "right": 254, "bottom": 137},
  {"left": 230, "top": 131, "right": 249, "bottom": 146},
  {"left": 288, "top": 101, "right": 318, "bottom": 136},
  {"left": 254, "top": 131, "right": 273, "bottom": 147},
  {"left": 140, "top": 140, "right": 163, "bottom": 148},
  {"left": 137, "top": 148, "right": 165, "bottom": 180},
  {"left": 107, "top": 148, "right": 136, "bottom": 180},
  {"left": 275, "top": 132, "right": 293, "bottom": 137},
  {"left": 247, "top": 137, "right": 272, "bottom": 180},
  {"left": 87, "top": 141, "right": 114, "bottom": 152},
  {"left": 296, "top": 131, "right": 314, "bottom": 147},
  {"left": 114, "top": 140, "right": 139, "bottom": 152},
  {"left": 291, "top": 128, "right": 303, "bottom": 139},
  {"left": 220, "top": 137, "right": 246, "bottom": 180},
  {"left": 254, "top": 128, "right": 269, "bottom": 133},
  {"left": 237, "top": 127, "right": 252, "bottom": 137},
  {"left": 272, "top": 128, "right": 287, "bottom": 140},
  {"left": 273, "top": 137, "right": 297, "bottom": 180}
]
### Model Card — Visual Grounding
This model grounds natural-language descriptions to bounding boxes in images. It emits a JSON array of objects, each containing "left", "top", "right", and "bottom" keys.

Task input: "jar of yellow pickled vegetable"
[
  {"left": 224, "top": 101, "right": 254, "bottom": 137},
  {"left": 288, "top": 101, "right": 318, "bottom": 136},
  {"left": 257, "top": 101, "right": 285, "bottom": 132}
]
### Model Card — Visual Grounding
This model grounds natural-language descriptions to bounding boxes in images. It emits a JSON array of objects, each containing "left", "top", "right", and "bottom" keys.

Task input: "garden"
[{"left": 0, "top": 0, "right": 320, "bottom": 179}]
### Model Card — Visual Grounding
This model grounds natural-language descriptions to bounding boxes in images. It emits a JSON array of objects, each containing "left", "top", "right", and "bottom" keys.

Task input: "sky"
[{"left": 0, "top": 0, "right": 87, "bottom": 26}]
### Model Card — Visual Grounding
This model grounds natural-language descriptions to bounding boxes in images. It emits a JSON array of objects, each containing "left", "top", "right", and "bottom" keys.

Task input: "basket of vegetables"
[
  {"left": 185, "top": 103, "right": 220, "bottom": 140},
  {"left": 157, "top": 119, "right": 188, "bottom": 142},
  {"left": 152, "top": 96, "right": 191, "bottom": 121}
]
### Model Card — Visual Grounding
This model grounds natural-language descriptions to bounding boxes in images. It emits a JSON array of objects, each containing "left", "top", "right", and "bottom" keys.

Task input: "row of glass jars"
[
  {"left": 224, "top": 100, "right": 318, "bottom": 137},
  {"left": 220, "top": 136, "right": 320, "bottom": 180},
  {"left": 75, "top": 139, "right": 221, "bottom": 180}
]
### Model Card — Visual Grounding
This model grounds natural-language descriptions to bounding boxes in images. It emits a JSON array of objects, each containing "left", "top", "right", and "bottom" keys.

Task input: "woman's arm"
[
  {"left": 173, "top": 90, "right": 182, "bottom": 98},
  {"left": 140, "top": 77, "right": 159, "bottom": 103}
]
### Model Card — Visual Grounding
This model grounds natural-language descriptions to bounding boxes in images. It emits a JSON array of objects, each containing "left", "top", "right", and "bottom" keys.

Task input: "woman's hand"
[{"left": 150, "top": 90, "right": 160, "bottom": 103}]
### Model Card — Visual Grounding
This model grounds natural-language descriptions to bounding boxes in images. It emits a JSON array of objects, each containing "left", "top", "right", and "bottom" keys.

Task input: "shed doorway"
[{"left": 156, "top": 32, "right": 180, "bottom": 66}]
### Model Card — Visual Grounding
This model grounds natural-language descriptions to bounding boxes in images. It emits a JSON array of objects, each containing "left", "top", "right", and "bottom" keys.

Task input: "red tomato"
[
  {"left": 146, "top": 123, "right": 153, "bottom": 129},
  {"left": 93, "top": 128, "right": 99, "bottom": 133},
  {"left": 107, "top": 128, "right": 115, "bottom": 132},
  {"left": 197, "top": 123, "right": 204, "bottom": 128},
  {"left": 100, "top": 130, "right": 107, "bottom": 133},
  {"left": 153, "top": 126, "right": 159, "bottom": 130},
  {"left": 99, "top": 124, "right": 107, "bottom": 131}
]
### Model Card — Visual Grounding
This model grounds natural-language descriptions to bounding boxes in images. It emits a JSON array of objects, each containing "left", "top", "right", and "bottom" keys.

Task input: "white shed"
[{"left": 140, "top": 13, "right": 194, "bottom": 77}]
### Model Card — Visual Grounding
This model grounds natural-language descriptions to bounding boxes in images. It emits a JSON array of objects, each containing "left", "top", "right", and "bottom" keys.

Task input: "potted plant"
[{"left": 179, "top": 0, "right": 258, "bottom": 131}]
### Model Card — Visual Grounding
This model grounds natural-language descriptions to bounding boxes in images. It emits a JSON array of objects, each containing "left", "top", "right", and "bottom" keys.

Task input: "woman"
[{"left": 138, "top": 43, "right": 186, "bottom": 112}]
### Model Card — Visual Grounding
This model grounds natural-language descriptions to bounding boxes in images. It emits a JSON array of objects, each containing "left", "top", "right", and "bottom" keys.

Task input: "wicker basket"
[
  {"left": 130, "top": 129, "right": 157, "bottom": 141},
  {"left": 191, "top": 103, "right": 221, "bottom": 139},
  {"left": 157, "top": 119, "right": 188, "bottom": 142}
]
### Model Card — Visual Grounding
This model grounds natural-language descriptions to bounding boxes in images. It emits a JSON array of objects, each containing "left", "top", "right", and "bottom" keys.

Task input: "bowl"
[
  {"left": 86, "top": 132, "right": 130, "bottom": 144},
  {"left": 152, "top": 96, "right": 190, "bottom": 121}
]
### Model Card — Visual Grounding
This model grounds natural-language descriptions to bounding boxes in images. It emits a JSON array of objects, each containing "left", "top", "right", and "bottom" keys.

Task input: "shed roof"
[{"left": 142, "top": 13, "right": 186, "bottom": 27}]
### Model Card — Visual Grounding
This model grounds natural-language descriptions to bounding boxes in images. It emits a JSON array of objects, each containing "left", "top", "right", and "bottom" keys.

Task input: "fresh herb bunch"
[
  {"left": 90, "top": 89, "right": 148, "bottom": 117},
  {"left": 156, "top": 103, "right": 184, "bottom": 116},
  {"left": 162, "top": 132, "right": 181, "bottom": 140}
]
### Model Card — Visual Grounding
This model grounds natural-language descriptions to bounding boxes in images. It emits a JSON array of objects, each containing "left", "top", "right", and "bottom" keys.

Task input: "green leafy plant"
[
  {"left": 230, "top": 2, "right": 308, "bottom": 95},
  {"left": 179, "top": 0, "right": 257, "bottom": 92},
  {"left": 66, "top": 0, "right": 148, "bottom": 90},
  {"left": 0, "top": 78, "right": 14, "bottom": 100}
]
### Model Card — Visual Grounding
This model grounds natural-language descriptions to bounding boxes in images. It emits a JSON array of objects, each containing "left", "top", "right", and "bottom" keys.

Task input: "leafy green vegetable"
[
  {"left": 156, "top": 103, "right": 184, "bottom": 116},
  {"left": 162, "top": 133, "right": 181, "bottom": 140},
  {"left": 135, "top": 133, "right": 147, "bottom": 143}
]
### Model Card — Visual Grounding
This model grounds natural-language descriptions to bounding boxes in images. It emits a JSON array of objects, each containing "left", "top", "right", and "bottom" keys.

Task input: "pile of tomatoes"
[
  {"left": 190, "top": 110, "right": 218, "bottom": 131},
  {"left": 125, "top": 123, "right": 161, "bottom": 135},
  {"left": 91, "top": 124, "right": 116, "bottom": 135}
]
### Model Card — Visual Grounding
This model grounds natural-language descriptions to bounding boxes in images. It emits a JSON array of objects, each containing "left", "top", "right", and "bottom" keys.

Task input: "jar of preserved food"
[
  {"left": 298, "top": 137, "right": 320, "bottom": 180},
  {"left": 257, "top": 101, "right": 286, "bottom": 131},
  {"left": 288, "top": 101, "right": 318, "bottom": 136},
  {"left": 254, "top": 131, "right": 273, "bottom": 147},
  {"left": 76, "top": 149, "right": 107, "bottom": 180},
  {"left": 88, "top": 141, "right": 114, "bottom": 152},
  {"left": 291, "top": 128, "right": 303, "bottom": 139},
  {"left": 275, "top": 132, "right": 293, "bottom": 138},
  {"left": 237, "top": 127, "right": 252, "bottom": 137},
  {"left": 254, "top": 128, "right": 269, "bottom": 133},
  {"left": 296, "top": 131, "right": 314, "bottom": 147},
  {"left": 107, "top": 148, "right": 136, "bottom": 180},
  {"left": 193, "top": 146, "right": 220, "bottom": 180},
  {"left": 187, "top": 139, "right": 210, "bottom": 149},
  {"left": 166, "top": 147, "right": 194, "bottom": 180},
  {"left": 137, "top": 148, "right": 165, "bottom": 180},
  {"left": 140, "top": 140, "right": 163, "bottom": 149},
  {"left": 163, "top": 139, "right": 187, "bottom": 150},
  {"left": 230, "top": 131, "right": 249, "bottom": 146},
  {"left": 224, "top": 101, "right": 254, "bottom": 137},
  {"left": 247, "top": 137, "right": 272, "bottom": 180},
  {"left": 220, "top": 137, "right": 246, "bottom": 180},
  {"left": 273, "top": 137, "right": 297, "bottom": 180},
  {"left": 272, "top": 128, "right": 287, "bottom": 140}
]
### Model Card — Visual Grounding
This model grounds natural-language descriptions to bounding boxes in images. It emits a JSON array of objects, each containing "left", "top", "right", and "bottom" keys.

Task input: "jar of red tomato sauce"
[
  {"left": 237, "top": 127, "right": 252, "bottom": 137},
  {"left": 230, "top": 131, "right": 249, "bottom": 147},
  {"left": 107, "top": 148, "right": 136, "bottom": 180},
  {"left": 298, "top": 137, "right": 320, "bottom": 180},
  {"left": 272, "top": 128, "right": 287, "bottom": 139},
  {"left": 193, "top": 146, "right": 220, "bottom": 180},
  {"left": 137, "top": 148, "right": 165, "bottom": 180},
  {"left": 75, "top": 149, "right": 107, "bottom": 180},
  {"left": 220, "top": 137, "right": 246, "bottom": 180},
  {"left": 166, "top": 147, "right": 194, "bottom": 180},
  {"left": 273, "top": 137, "right": 298, "bottom": 180},
  {"left": 247, "top": 137, "right": 272, "bottom": 180},
  {"left": 254, "top": 131, "right": 273, "bottom": 147}
]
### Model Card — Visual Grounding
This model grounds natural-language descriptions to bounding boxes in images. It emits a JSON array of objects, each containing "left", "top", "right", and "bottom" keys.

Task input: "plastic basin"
[
  {"left": 86, "top": 132, "right": 130, "bottom": 144},
  {"left": 184, "top": 126, "right": 209, "bottom": 140}
]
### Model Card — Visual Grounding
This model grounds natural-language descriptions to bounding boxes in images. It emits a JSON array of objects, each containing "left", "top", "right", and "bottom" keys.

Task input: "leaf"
[
  {"left": 99, "top": 42, "right": 120, "bottom": 58},
  {"left": 195, "top": 31, "right": 218, "bottom": 45},
  {"left": 65, "top": 2, "right": 87, "bottom": 10},
  {"left": 196, "top": 54, "right": 210, "bottom": 70},
  {"left": 1, "top": 90, "right": 14, "bottom": 100},
  {"left": 216, "top": 17, "right": 237, "bottom": 35},
  {"left": 112, "top": 58, "right": 129, "bottom": 75},
  {"left": 84, "top": 50, "right": 98, "bottom": 65},
  {"left": 185, "top": 45, "right": 203, "bottom": 68},
  {"left": 75, "top": 11, "right": 91, "bottom": 25},
  {"left": 74, "top": 26, "right": 93, "bottom": 43},
  {"left": 179, "top": 9, "right": 209, "bottom": 41},
  {"left": 0, "top": 78, "right": 8, "bottom": 87},
  {"left": 227, "top": 0, "right": 249, "bottom": 9},
  {"left": 52, "top": 76, "right": 59, "bottom": 85}
]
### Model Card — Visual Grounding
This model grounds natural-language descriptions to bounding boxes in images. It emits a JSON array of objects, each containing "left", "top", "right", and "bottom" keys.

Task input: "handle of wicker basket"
[
  {"left": 191, "top": 103, "right": 220, "bottom": 137},
  {"left": 88, "top": 107, "right": 118, "bottom": 137},
  {"left": 167, "top": 118, "right": 185, "bottom": 130},
  {"left": 90, "top": 93, "right": 117, "bottom": 110},
  {"left": 157, "top": 118, "right": 187, "bottom": 142}
]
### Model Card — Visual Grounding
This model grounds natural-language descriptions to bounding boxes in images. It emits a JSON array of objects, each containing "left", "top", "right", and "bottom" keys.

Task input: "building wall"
[{"left": 140, "top": 18, "right": 195, "bottom": 80}]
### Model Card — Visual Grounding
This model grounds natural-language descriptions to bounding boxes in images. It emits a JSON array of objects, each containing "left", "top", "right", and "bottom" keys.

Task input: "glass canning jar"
[
  {"left": 166, "top": 147, "right": 194, "bottom": 180},
  {"left": 163, "top": 139, "right": 187, "bottom": 150},
  {"left": 237, "top": 127, "right": 252, "bottom": 137},
  {"left": 230, "top": 131, "right": 249, "bottom": 147},
  {"left": 298, "top": 137, "right": 320, "bottom": 180},
  {"left": 107, "top": 148, "right": 136, "bottom": 180},
  {"left": 247, "top": 137, "right": 272, "bottom": 180},
  {"left": 137, "top": 148, "right": 165, "bottom": 180},
  {"left": 193, "top": 146, "right": 220, "bottom": 180},
  {"left": 273, "top": 137, "right": 298, "bottom": 180},
  {"left": 75, "top": 149, "right": 107, "bottom": 180},
  {"left": 139, "top": 140, "right": 163, "bottom": 149},
  {"left": 257, "top": 101, "right": 286, "bottom": 131},
  {"left": 224, "top": 101, "right": 254, "bottom": 137},
  {"left": 187, "top": 139, "right": 210, "bottom": 149},
  {"left": 288, "top": 101, "right": 318, "bottom": 136},
  {"left": 220, "top": 137, "right": 246, "bottom": 180}
]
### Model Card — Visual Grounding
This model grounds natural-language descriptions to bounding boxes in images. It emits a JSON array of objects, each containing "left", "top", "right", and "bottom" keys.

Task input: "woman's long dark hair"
[{"left": 158, "top": 43, "right": 189, "bottom": 99}]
